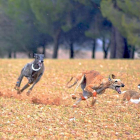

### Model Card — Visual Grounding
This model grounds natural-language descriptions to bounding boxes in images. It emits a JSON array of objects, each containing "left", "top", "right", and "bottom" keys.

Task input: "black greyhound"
[{"left": 14, "top": 54, "right": 45, "bottom": 95}]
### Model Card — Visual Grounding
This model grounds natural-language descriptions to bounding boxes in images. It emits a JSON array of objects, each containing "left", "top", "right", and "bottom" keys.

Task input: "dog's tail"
[{"left": 66, "top": 77, "right": 78, "bottom": 88}]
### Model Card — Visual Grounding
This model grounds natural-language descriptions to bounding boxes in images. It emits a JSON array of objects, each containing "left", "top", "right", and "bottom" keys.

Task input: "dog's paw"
[
  {"left": 26, "top": 92, "right": 30, "bottom": 96},
  {"left": 72, "top": 104, "right": 77, "bottom": 108},
  {"left": 72, "top": 94, "right": 76, "bottom": 100},
  {"left": 14, "top": 86, "right": 19, "bottom": 90},
  {"left": 26, "top": 93, "right": 30, "bottom": 96},
  {"left": 26, "top": 90, "right": 31, "bottom": 96},
  {"left": 17, "top": 90, "right": 21, "bottom": 94}
]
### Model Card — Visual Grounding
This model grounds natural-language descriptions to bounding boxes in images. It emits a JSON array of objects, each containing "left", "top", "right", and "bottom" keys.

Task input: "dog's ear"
[
  {"left": 111, "top": 74, "right": 116, "bottom": 79},
  {"left": 42, "top": 54, "right": 44, "bottom": 58},
  {"left": 108, "top": 74, "right": 116, "bottom": 81},
  {"left": 34, "top": 53, "right": 37, "bottom": 58}
]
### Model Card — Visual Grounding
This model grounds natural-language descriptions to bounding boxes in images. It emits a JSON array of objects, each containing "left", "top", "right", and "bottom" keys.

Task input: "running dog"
[
  {"left": 122, "top": 84, "right": 140, "bottom": 104},
  {"left": 14, "top": 54, "right": 45, "bottom": 95},
  {"left": 66, "top": 70, "right": 125, "bottom": 107}
]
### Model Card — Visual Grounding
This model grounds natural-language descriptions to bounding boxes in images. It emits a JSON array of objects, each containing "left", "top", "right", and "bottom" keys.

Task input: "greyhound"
[
  {"left": 66, "top": 70, "right": 125, "bottom": 107},
  {"left": 14, "top": 54, "right": 45, "bottom": 95}
]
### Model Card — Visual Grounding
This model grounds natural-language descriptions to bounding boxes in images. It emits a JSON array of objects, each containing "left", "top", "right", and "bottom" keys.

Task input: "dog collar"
[{"left": 32, "top": 64, "right": 41, "bottom": 71}]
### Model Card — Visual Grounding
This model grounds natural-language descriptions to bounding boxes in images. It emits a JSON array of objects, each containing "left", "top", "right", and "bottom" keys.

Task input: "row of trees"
[{"left": 0, "top": 0, "right": 140, "bottom": 59}]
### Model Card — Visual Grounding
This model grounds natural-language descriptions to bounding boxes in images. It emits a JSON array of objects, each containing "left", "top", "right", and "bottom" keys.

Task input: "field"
[{"left": 0, "top": 59, "right": 140, "bottom": 140}]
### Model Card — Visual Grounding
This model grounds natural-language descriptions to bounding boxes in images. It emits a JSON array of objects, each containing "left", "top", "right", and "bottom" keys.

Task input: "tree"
[
  {"left": 61, "top": 0, "right": 90, "bottom": 58},
  {"left": 102, "top": 36, "right": 110, "bottom": 59},
  {"left": 0, "top": 7, "right": 25, "bottom": 58},
  {"left": 0, "top": 0, "right": 34, "bottom": 57},
  {"left": 0, "top": 0, "right": 52, "bottom": 58},
  {"left": 85, "top": 13, "right": 111, "bottom": 59},
  {"left": 30, "top": 0, "right": 72, "bottom": 58},
  {"left": 101, "top": 0, "right": 140, "bottom": 58},
  {"left": 74, "top": 0, "right": 111, "bottom": 59}
]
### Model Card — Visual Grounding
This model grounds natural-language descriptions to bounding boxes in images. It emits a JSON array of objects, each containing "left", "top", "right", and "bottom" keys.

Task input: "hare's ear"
[{"left": 108, "top": 74, "right": 116, "bottom": 81}]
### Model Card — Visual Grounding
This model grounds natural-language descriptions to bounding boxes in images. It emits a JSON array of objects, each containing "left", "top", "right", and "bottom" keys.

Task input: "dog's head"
[
  {"left": 108, "top": 74, "right": 125, "bottom": 94},
  {"left": 34, "top": 54, "right": 44, "bottom": 67}
]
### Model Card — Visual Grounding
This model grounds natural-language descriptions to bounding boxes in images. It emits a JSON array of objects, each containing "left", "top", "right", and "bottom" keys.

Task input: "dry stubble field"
[{"left": 0, "top": 59, "right": 140, "bottom": 140}]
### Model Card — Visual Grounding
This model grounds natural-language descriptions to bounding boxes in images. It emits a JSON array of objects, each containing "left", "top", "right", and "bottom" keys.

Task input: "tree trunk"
[
  {"left": 14, "top": 51, "right": 16, "bottom": 58},
  {"left": 110, "top": 26, "right": 116, "bottom": 58},
  {"left": 102, "top": 37, "right": 106, "bottom": 58},
  {"left": 92, "top": 38, "right": 96, "bottom": 59},
  {"left": 70, "top": 41, "right": 74, "bottom": 58},
  {"left": 8, "top": 50, "right": 12, "bottom": 58},
  {"left": 102, "top": 37, "right": 110, "bottom": 59},
  {"left": 28, "top": 53, "right": 31, "bottom": 58},
  {"left": 32, "top": 52, "right": 34, "bottom": 58},
  {"left": 43, "top": 45, "right": 46, "bottom": 58},
  {"left": 115, "top": 30, "right": 129, "bottom": 58},
  {"left": 52, "top": 28, "right": 61, "bottom": 58},
  {"left": 110, "top": 26, "right": 130, "bottom": 58},
  {"left": 129, "top": 46, "right": 135, "bottom": 59}
]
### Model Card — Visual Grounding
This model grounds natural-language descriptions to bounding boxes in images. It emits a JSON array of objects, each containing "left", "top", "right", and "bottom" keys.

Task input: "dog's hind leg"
[
  {"left": 20, "top": 81, "right": 33, "bottom": 94},
  {"left": 73, "top": 97, "right": 82, "bottom": 107},
  {"left": 71, "top": 75, "right": 85, "bottom": 99},
  {"left": 27, "top": 74, "right": 43, "bottom": 95},
  {"left": 73, "top": 83, "right": 92, "bottom": 107},
  {"left": 73, "top": 95, "right": 89, "bottom": 107},
  {"left": 73, "top": 90, "right": 90, "bottom": 107}
]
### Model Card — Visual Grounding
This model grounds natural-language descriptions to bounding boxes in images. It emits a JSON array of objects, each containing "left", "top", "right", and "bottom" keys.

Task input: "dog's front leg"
[
  {"left": 84, "top": 84, "right": 99, "bottom": 106},
  {"left": 73, "top": 92, "right": 89, "bottom": 107},
  {"left": 27, "top": 74, "right": 43, "bottom": 95},
  {"left": 20, "top": 81, "right": 33, "bottom": 94},
  {"left": 84, "top": 84, "right": 98, "bottom": 94},
  {"left": 73, "top": 97, "right": 82, "bottom": 107},
  {"left": 14, "top": 73, "right": 24, "bottom": 94}
]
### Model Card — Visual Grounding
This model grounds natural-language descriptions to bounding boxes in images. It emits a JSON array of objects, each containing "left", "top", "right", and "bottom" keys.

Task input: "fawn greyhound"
[
  {"left": 14, "top": 54, "right": 45, "bottom": 95},
  {"left": 66, "top": 70, "right": 125, "bottom": 107}
]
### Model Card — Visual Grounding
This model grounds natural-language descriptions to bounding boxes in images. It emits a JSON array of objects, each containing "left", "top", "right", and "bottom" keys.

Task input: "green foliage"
[
  {"left": 0, "top": 0, "right": 137, "bottom": 58},
  {"left": 74, "top": 0, "right": 92, "bottom": 6},
  {"left": 29, "top": 0, "right": 71, "bottom": 33},
  {"left": 75, "top": 0, "right": 111, "bottom": 41},
  {"left": 75, "top": 0, "right": 101, "bottom": 6},
  {"left": 0, "top": 0, "right": 43, "bottom": 55},
  {"left": 61, "top": 25, "right": 72, "bottom": 32},
  {"left": 101, "top": 0, "right": 140, "bottom": 46}
]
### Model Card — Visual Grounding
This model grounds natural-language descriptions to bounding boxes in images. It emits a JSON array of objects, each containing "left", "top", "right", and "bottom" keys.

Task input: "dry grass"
[{"left": 0, "top": 59, "right": 140, "bottom": 139}]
